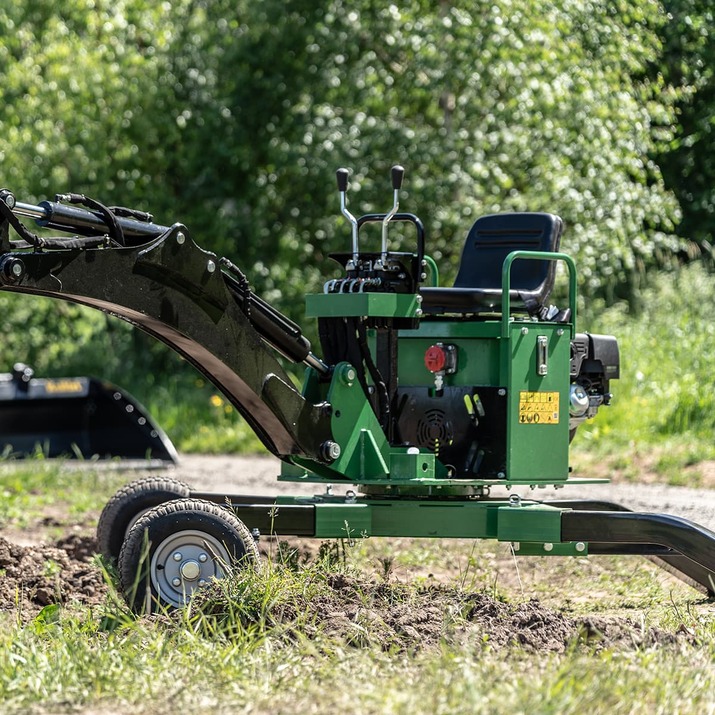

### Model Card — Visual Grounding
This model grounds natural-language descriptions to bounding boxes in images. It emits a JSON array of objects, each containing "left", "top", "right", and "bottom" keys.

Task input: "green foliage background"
[{"left": 0, "top": 0, "right": 712, "bottom": 450}]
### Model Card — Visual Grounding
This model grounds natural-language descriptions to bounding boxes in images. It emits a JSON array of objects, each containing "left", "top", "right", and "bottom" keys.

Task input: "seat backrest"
[{"left": 453, "top": 212, "right": 563, "bottom": 299}]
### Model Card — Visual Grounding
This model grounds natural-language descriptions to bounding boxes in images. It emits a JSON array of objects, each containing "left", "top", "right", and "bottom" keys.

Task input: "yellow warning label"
[
  {"left": 44, "top": 379, "right": 84, "bottom": 394},
  {"left": 518, "top": 391, "right": 559, "bottom": 424}
]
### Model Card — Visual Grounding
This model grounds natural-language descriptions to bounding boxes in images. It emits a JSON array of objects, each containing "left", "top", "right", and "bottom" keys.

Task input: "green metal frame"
[{"left": 286, "top": 249, "right": 588, "bottom": 488}]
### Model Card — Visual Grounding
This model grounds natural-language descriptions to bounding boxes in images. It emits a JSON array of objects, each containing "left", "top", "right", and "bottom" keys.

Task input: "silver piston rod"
[
  {"left": 8, "top": 197, "right": 329, "bottom": 376},
  {"left": 11, "top": 198, "right": 169, "bottom": 240}
]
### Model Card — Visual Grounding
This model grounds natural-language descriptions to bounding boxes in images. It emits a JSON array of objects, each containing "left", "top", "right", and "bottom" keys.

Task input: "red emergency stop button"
[{"left": 425, "top": 345, "right": 447, "bottom": 373}]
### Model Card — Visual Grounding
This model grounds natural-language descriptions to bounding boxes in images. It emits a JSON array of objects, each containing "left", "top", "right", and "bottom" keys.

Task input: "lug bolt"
[
  {"left": 172, "top": 577, "right": 182, "bottom": 587},
  {"left": 198, "top": 553, "right": 208, "bottom": 563},
  {"left": 172, "top": 552, "right": 182, "bottom": 562}
]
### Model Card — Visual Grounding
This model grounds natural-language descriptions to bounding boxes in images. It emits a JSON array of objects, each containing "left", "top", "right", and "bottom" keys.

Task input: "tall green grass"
[{"left": 575, "top": 264, "right": 715, "bottom": 458}]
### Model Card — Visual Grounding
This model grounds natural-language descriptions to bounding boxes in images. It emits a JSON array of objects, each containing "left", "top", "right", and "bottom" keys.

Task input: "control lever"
[
  {"left": 336, "top": 168, "right": 359, "bottom": 267},
  {"left": 380, "top": 165, "right": 404, "bottom": 265}
]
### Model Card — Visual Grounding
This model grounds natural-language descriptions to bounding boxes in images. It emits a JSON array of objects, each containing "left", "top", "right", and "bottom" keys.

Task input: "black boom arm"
[{"left": 0, "top": 189, "right": 334, "bottom": 463}]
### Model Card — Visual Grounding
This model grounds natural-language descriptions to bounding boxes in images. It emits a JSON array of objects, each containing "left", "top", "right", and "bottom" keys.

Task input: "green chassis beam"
[
  {"left": 204, "top": 492, "right": 569, "bottom": 543},
  {"left": 192, "top": 490, "right": 715, "bottom": 593}
]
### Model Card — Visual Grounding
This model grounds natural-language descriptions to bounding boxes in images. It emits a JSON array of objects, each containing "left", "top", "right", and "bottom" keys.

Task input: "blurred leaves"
[{"left": 0, "top": 0, "right": 707, "bottom": 378}]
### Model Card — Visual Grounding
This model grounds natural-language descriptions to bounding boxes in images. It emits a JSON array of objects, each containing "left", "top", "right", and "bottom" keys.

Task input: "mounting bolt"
[
  {"left": 498, "top": 388, "right": 506, "bottom": 397},
  {"left": 0, "top": 256, "right": 26, "bottom": 285},
  {"left": 345, "top": 490, "right": 357, "bottom": 504},
  {"left": 339, "top": 365, "right": 356, "bottom": 386},
  {"left": 575, "top": 542, "right": 586, "bottom": 553},
  {"left": 508, "top": 494, "right": 521, "bottom": 507},
  {"left": 207, "top": 260, "right": 216, "bottom": 273},
  {"left": 521, "top": 327, "right": 529, "bottom": 335},
  {"left": 543, "top": 543, "right": 554, "bottom": 552},
  {"left": 1, "top": 192, "right": 15, "bottom": 209},
  {"left": 321, "top": 440, "right": 341, "bottom": 461},
  {"left": 176, "top": 231, "right": 186, "bottom": 244}
]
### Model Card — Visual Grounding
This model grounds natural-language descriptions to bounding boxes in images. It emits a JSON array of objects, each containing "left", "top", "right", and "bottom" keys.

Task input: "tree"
[
  {"left": 0, "top": 0, "right": 685, "bottom": 379},
  {"left": 657, "top": 1, "right": 715, "bottom": 259}
]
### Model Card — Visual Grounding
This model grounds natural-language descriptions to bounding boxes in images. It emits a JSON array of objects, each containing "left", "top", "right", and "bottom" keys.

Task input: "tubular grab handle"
[{"left": 500, "top": 250, "right": 577, "bottom": 338}]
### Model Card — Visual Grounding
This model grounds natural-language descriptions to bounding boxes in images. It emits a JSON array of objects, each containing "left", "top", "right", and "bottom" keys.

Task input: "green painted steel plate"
[{"left": 305, "top": 292, "right": 420, "bottom": 318}]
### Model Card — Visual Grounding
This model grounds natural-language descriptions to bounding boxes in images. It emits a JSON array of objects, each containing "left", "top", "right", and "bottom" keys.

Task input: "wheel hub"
[{"left": 149, "top": 529, "right": 232, "bottom": 607}]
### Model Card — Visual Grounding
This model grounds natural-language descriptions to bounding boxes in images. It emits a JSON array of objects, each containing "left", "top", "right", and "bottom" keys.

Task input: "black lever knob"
[
  {"left": 336, "top": 168, "right": 349, "bottom": 192},
  {"left": 391, "top": 165, "right": 405, "bottom": 190}
]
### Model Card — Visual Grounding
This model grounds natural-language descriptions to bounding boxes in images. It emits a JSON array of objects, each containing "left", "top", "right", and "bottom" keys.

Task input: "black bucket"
[{"left": 0, "top": 364, "right": 178, "bottom": 463}]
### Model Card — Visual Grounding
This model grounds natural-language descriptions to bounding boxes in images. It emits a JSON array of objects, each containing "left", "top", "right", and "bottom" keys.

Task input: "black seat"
[{"left": 420, "top": 212, "right": 563, "bottom": 315}]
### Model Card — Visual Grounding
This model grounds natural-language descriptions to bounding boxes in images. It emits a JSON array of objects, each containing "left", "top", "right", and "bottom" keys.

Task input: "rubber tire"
[
  {"left": 117, "top": 498, "right": 260, "bottom": 613},
  {"left": 97, "top": 477, "right": 192, "bottom": 564}
]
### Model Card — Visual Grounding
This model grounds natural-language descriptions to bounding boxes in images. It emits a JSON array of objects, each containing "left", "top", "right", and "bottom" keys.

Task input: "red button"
[{"left": 424, "top": 345, "right": 446, "bottom": 373}]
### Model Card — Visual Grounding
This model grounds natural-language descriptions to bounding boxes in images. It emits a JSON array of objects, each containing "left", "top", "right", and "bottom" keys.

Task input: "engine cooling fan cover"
[{"left": 415, "top": 408, "right": 454, "bottom": 451}]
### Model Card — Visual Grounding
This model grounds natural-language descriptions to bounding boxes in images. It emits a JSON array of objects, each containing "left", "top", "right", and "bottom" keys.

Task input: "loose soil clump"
[
  {"left": 192, "top": 569, "right": 690, "bottom": 654},
  {"left": 0, "top": 533, "right": 692, "bottom": 652},
  {"left": 0, "top": 535, "right": 107, "bottom": 620}
]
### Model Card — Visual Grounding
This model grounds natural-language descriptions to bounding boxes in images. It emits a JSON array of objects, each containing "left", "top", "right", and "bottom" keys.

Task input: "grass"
[
  {"left": 0, "top": 461, "right": 127, "bottom": 532},
  {"left": 562, "top": 264, "right": 715, "bottom": 483},
  {"left": 578, "top": 265, "right": 715, "bottom": 450},
  {"left": 1, "top": 534, "right": 714, "bottom": 715},
  {"left": 2, "top": 615, "right": 714, "bottom": 715},
  {"left": 0, "top": 462, "right": 713, "bottom": 714}
]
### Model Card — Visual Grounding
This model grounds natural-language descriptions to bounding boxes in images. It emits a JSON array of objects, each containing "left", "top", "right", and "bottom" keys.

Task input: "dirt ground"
[{"left": 1, "top": 454, "right": 714, "bottom": 652}]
